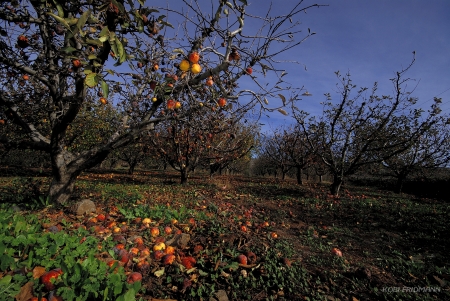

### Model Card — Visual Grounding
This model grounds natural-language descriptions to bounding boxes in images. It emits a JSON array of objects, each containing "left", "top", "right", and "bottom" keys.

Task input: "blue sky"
[{"left": 241, "top": 0, "right": 450, "bottom": 133}]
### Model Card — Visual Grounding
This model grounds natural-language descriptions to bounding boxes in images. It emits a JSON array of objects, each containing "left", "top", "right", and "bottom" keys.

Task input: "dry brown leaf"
[
  {"left": 32, "top": 266, "right": 46, "bottom": 279},
  {"left": 15, "top": 281, "right": 34, "bottom": 301}
]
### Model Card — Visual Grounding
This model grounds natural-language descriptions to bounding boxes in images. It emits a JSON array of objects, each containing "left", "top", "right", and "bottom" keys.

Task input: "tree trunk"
[
  {"left": 180, "top": 168, "right": 188, "bottom": 184},
  {"left": 296, "top": 166, "right": 303, "bottom": 185},
  {"left": 128, "top": 160, "right": 137, "bottom": 174},
  {"left": 48, "top": 173, "right": 78, "bottom": 205},
  {"left": 49, "top": 147, "right": 110, "bottom": 204},
  {"left": 395, "top": 174, "right": 406, "bottom": 194},
  {"left": 330, "top": 174, "right": 343, "bottom": 196}
]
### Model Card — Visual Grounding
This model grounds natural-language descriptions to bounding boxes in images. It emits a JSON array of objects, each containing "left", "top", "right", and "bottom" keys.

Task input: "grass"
[{"left": 0, "top": 169, "right": 449, "bottom": 300}]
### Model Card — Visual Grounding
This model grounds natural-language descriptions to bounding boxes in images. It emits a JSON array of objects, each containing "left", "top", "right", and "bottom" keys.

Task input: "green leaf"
[
  {"left": 77, "top": 9, "right": 91, "bottom": 32},
  {"left": 159, "top": 20, "right": 174, "bottom": 29},
  {"left": 52, "top": 0, "right": 65, "bottom": 17},
  {"left": 99, "top": 36, "right": 109, "bottom": 43},
  {"left": 60, "top": 47, "right": 78, "bottom": 54},
  {"left": 0, "top": 254, "right": 15, "bottom": 271},
  {"left": 123, "top": 288, "right": 136, "bottom": 301},
  {"left": 101, "top": 80, "right": 109, "bottom": 99},
  {"left": 47, "top": 12, "right": 71, "bottom": 30},
  {"left": 88, "top": 54, "right": 97, "bottom": 60},
  {"left": 86, "top": 38, "right": 103, "bottom": 46},
  {"left": 0, "top": 274, "right": 12, "bottom": 286},
  {"left": 115, "top": 39, "right": 126, "bottom": 64},
  {"left": 224, "top": 261, "right": 239, "bottom": 271},
  {"left": 99, "top": 26, "right": 110, "bottom": 38},
  {"left": 85, "top": 73, "right": 100, "bottom": 88}
]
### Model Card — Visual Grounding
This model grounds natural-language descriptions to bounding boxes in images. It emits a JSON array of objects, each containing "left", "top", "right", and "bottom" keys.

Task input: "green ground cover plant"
[{"left": 0, "top": 170, "right": 449, "bottom": 301}]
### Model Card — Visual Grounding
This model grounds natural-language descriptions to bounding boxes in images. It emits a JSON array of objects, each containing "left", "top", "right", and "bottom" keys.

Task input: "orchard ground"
[{"left": 0, "top": 168, "right": 449, "bottom": 301}]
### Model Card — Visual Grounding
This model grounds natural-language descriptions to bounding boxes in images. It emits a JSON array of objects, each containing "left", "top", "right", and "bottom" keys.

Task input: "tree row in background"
[{"left": 255, "top": 58, "right": 450, "bottom": 196}]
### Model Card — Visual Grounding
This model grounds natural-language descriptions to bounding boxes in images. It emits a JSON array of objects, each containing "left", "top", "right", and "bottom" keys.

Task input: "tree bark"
[
  {"left": 395, "top": 173, "right": 407, "bottom": 194},
  {"left": 330, "top": 174, "right": 343, "bottom": 196},
  {"left": 48, "top": 173, "right": 78, "bottom": 205},
  {"left": 296, "top": 165, "right": 303, "bottom": 185},
  {"left": 180, "top": 168, "right": 188, "bottom": 184}
]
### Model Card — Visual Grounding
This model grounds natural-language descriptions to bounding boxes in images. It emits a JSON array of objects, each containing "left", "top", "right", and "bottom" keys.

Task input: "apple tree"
[
  {"left": 294, "top": 57, "right": 446, "bottom": 196},
  {"left": 0, "top": 0, "right": 323, "bottom": 203},
  {"left": 377, "top": 103, "right": 450, "bottom": 193}
]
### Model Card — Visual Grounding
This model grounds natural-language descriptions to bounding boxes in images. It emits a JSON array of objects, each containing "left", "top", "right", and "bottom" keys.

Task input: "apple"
[
  {"left": 22, "top": 74, "right": 29, "bottom": 80},
  {"left": 118, "top": 249, "right": 130, "bottom": 264},
  {"left": 164, "top": 226, "right": 172, "bottom": 235},
  {"left": 150, "top": 227, "right": 160, "bottom": 237},
  {"left": 218, "top": 98, "right": 227, "bottom": 107},
  {"left": 134, "top": 237, "right": 144, "bottom": 245},
  {"left": 126, "top": 272, "right": 142, "bottom": 284},
  {"left": 136, "top": 260, "right": 150, "bottom": 272},
  {"left": 331, "top": 248, "right": 343, "bottom": 257},
  {"left": 40, "top": 268, "right": 63, "bottom": 291},
  {"left": 139, "top": 248, "right": 151, "bottom": 257},
  {"left": 245, "top": 67, "right": 253, "bottom": 75},
  {"left": 193, "top": 244, "right": 203, "bottom": 254},
  {"left": 237, "top": 254, "right": 248, "bottom": 265},
  {"left": 188, "top": 51, "right": 200, "bottom": 64},
  {"left": 153, "top": 242, "right": 166, "bottom": 251},
  {"left": 270, "top": 232, "right": 278, "bottom": 238},
  {"left": 142, "top": 218, "right": 151, "bottom": 225},
  {"left": 72, "top": 59, "right": 82, "bottom": 68},
  {"left": 165, "top": 245, "right": 176, "bottom": 255},
  {"left": 129, "top": 247, "right": 139, "bottom": 256},
  {"left": 96, "top": 214, "right": 106, "bottom": 222},
  {"left": 163, "top": 254, "right": 176, "bottom": 265},
  {"left": 181, "top": 256, "right": 196, "bottom": 269},
  {"left": 282, "top": 258, "right": 292, "bottom": 267},
  {"left": 240, "top": 225, "right": 247, "bottom": 232},
  {"left": 153, "top": 250, "right": 165, "bottom": 261}
]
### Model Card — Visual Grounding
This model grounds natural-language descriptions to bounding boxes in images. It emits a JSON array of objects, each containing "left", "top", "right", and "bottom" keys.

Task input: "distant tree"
[
  {"left": 260, "top": 126, "right": 311, "bottom": 183},
  {"left": 260, "top": 131, "right": 293, "bottom": 180},
  {"left": 0, "top": 0, "right": 322, "bottom": 203},
  {"left": 294, "top": 57, "right": 445, "bottom": 196},
  {"left": 379, "top": 109, "right": 450, "bottom": 193}
]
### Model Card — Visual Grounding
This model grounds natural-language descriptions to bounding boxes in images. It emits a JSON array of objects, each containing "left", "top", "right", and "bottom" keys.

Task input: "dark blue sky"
[
  {"left": 241, "top": 0, "right": 450, "bottom": 132},
  {"left": 149, "top": 1, "right": 449, "bottom": 133}
]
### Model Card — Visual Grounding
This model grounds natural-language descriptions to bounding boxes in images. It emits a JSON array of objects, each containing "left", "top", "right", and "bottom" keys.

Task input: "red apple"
[
  {"left": 237, "top": 254, "right": 248, "bottom": 265},
  {"left": 164, "top": 226, "right": 172, "bottom": 235},
  {"left": 181, "top": 256, "right": 196, "bottom": 269},
  {"left": 163, "top": 254, "right": 176, "bottom": 265},
  {"left": 126, "top": 272, "right": 142, "bottom": 284},
  {"left": 153, "top": 250, "right": 165, "bottom": 261},
  {"left": 331, "top": 248, "right": 343, "bottom": 257},
  {"left": 245, "top": 67, "right": 253, "bottom": 75},
  {"left": 150, "top": 227, "right": 160, "bottom": 237},
  {"left": 40, "top": 268, "right": 63, "bottom": 291}
]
